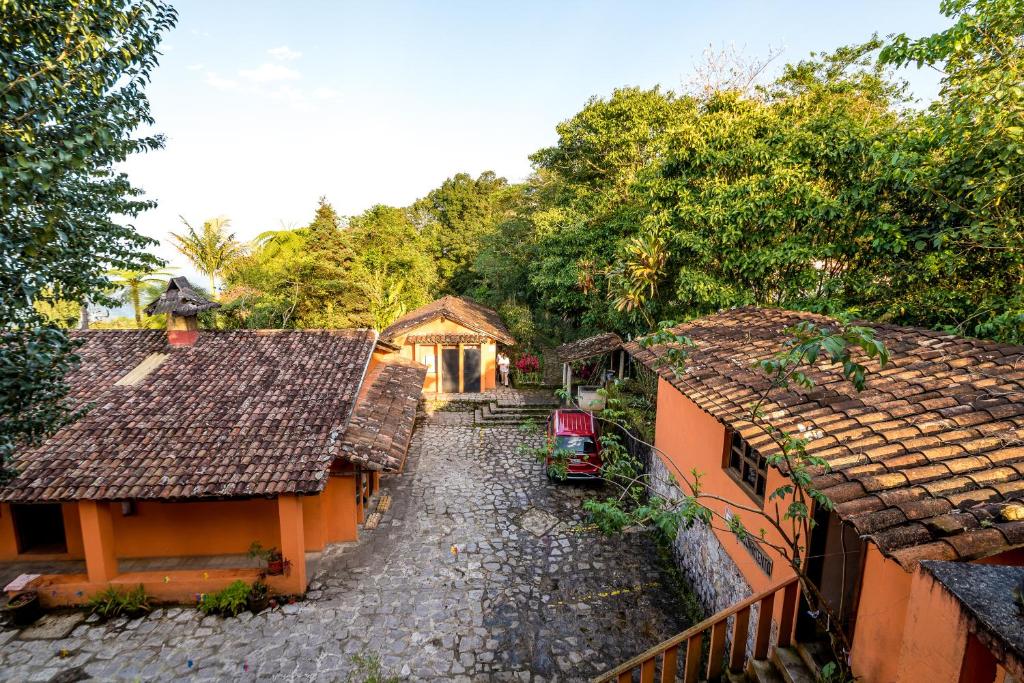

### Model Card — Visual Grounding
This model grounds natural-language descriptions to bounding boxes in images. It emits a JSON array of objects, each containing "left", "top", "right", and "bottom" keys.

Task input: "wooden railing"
[{"left": 593, "top": 576, "right": 799, "bottom": 683}]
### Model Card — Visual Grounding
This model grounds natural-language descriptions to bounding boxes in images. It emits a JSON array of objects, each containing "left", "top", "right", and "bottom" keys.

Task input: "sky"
[{"left": 121, "top": 0, "right": 952, "bottom": 286}]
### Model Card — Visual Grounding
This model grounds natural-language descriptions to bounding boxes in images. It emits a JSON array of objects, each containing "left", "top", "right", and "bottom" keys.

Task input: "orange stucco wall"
[
  {"left": 393, "top": 317, "right": 498, "bottom": 392},
  {"left": 111, "top": 498, "right": 281, "bottom": 558},
  {"left": 653, "top": 377, "right": 797, "bottom": 593},
  {"left": 894, "top": 565, "right": 972, "bottom": 683},
  {"left": 849, "top": 545, "right": 913, "bottom": 682},
  {"left": 0, "top": 477, "right": 360, "bottom": 564}
]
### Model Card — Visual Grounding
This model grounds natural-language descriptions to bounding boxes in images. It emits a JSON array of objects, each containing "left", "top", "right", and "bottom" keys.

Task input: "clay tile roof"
[
  {"left": 405, "top": 333, "right": 493, "bottom": 345},
  {"left": 625, "top": 307, "right": 1024, "bottom": 569},
  {"left": 144, "top": 276, "right": 220, "bottom": 316},
  {"left": 380, "top": 296, "right": 514, "bottom": 345},
  {"left": 555, "top": 332, "right": 624, "bottom": 363},
  {"left": 340, "top": 357, "right": 427, "bottom": 471},
  {"left": 0, "top": 328, "right": 379, "bottom": 502}
]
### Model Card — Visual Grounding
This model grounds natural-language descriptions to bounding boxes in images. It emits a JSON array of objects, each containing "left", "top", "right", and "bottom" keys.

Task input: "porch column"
[
  {"left": 78, "top": 500, "right": 118, "bottom": 583},
  {"left": 458, "top": 342, "right": 465, "bottom": 393},
  {"left": 277, "top": 494, "right": 307, "bottom": 594},
  {"left": 618, "top": 350, "right": 625, "bottom": 379}
]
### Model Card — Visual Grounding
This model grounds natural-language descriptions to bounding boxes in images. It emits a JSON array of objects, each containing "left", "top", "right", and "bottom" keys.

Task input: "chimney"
[{"left": 144, "top": 277, "right": 220, "bottom": 347}]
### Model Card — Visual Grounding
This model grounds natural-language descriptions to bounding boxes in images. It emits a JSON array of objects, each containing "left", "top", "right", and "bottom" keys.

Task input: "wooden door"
[
  {"left": 441, "top": 346, "right": 460, "bottom": 392},
  {"left": 463, "top": 345, "right": 481, "bottom": 393}
]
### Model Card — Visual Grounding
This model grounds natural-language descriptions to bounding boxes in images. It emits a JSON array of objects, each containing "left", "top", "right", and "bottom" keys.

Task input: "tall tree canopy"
[
  {"left": 413, "top": 171, "right": 511, "bottom": 294},
  {"left": 0, "top": 0, "right": 176, "bottom": 476}
]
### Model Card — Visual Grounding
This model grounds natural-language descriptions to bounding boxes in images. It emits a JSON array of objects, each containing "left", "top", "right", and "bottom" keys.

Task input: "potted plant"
[
  {"left": 248, "top": 581, "right": 269, "bottom": 613},
  {"left": 267, "top": 549, "right": 291, "bottom": 576},
  {"left": 248, "top": 541, "right": 291, "bottom": 575},
  {"left": 5, "top": 591, "right": 41, "bottom": 626}
]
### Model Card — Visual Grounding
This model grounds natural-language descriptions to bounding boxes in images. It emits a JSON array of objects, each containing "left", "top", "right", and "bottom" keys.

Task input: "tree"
[
  {"left": 107, "top": 267, "right": 174, "bottom": 327},
  {"left": 348, "top": 204, "right": 437, "bottom": 323},
  {"left": 413, "top": 171, "right": 511, "bottom": 293},
  {"left": 878, "top": 0, "right": 1024, "bottom": 342},
  {"left": 0, "top": 0, "right": 176, "bottom": 478},
  {"left": 361, "top": 270, "right": 407, "bottom": 332},
  {"left": 169, "top": 216, "right": 242, "bottom": 298}
]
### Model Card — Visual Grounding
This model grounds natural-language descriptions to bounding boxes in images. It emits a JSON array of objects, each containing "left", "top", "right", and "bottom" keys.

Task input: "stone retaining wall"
[{"left": 648, "top": 452, "right": 761, "bottom": 655}]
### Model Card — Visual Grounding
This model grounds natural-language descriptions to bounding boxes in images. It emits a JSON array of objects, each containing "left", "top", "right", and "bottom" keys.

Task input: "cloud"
[
  {"left": 239, "top": 63, "right": 301, "bottom": 84},
  {"left": 312, "top": 86, "right": 340, "bottom": 101},
  {"left": 204, "top": 71, "right": 239, "bottom": 90},
  {"left": 268, "top": 46, "right": 302, "bottom": 61},
  {"left": 186, "top": 63, "right": 205, "bottom": 71}
]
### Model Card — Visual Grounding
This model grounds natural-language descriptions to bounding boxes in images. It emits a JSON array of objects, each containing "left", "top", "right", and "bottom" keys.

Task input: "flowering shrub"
[{"left": 515, "top": 354, "right": 540, "bottom": 373}]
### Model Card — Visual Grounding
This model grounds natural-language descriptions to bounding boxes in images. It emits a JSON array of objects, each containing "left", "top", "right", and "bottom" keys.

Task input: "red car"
[{"left": 545, "top": 408, "right": 602, "bottom": 480}]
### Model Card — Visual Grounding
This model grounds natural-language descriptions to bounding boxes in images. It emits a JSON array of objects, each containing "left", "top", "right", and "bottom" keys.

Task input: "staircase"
[
  {"left": 593, "top": 576, "right": 819, "bottom": 683},
  {"left": 473, "top": 398, "right": 558, "bottom": 426}
]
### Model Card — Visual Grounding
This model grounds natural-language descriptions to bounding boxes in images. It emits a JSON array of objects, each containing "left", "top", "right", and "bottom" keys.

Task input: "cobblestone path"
[{"left": 0, "top": 408, "right": 694, "bottom": 682}]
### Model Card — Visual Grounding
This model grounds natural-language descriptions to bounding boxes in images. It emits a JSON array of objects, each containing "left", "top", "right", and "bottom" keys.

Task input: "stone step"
[
  {"left": 483, "top": 404, "right": 552, "bottom": 419},
  {"left": 770, "top": 647, "right": 816, "bottom": 683},
  {"left": 493, "top": 401, "right": 557, "bottom": 411},
  {"left": 795, "top": 641, "right": 831, "bottom": 676},
  {"left": 472, "top": 408, "right": 540, "bottom": 425},
  {"left": 748, "top": 659, "right": 786, "bottom": 683}
]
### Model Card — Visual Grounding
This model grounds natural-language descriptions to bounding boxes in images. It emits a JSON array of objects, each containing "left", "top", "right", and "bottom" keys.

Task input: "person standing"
[{"left": 498, "top": 352, "right": 511, "bottom": 387}]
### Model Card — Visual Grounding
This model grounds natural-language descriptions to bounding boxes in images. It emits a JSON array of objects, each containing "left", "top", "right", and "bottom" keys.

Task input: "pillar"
[
  {"left": 78, "top": 500, "right": 118, "bottom": 583},
  {"left": 277, "top": 495, "right": 307, "bottom": 594}
]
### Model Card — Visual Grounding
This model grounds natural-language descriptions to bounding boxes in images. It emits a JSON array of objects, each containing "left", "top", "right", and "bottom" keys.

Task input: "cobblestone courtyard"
[{"left": 0, "top": 407, "right": 694, "bottom": 682}]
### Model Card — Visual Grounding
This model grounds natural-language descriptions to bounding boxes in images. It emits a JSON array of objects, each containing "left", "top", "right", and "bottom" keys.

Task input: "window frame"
[{"left": 723, "top": 429, "right": 768, "bottom": 505}]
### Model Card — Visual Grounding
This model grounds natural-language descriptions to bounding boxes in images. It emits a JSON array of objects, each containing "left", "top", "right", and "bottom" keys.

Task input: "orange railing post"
[{"left": 592, "top": 576, "right": 800, "bottom": 683}]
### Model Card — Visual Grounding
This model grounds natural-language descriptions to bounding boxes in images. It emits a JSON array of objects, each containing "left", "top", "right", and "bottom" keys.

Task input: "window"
[
  {"left": 555, "top": 436, "right": 596, "bottom": 454},
  {"left": 727, "top": 431, "right": 768, "bottom": 502}
]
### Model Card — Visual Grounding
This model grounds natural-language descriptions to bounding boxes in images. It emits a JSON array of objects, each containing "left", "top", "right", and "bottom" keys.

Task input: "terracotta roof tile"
[
  {"left": 381, "top": 296, "right": 514, "bottom": 345},
  {"left": 1, "top": 329, "right": 379, "bottom": 502},
  {"left": 625, "top": 307, "right": 1024, "bottom": 569},
  {"left": 340, "top": 357, "right": 427, "bottom": 471},
  {"left": 555, "top": 332, "right": 624, "bottom": 364}
]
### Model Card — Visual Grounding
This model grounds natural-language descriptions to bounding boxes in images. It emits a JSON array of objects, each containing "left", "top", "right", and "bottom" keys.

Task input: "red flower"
[{"left": 515, "top": 354, "right": 539, "bottom": 373}]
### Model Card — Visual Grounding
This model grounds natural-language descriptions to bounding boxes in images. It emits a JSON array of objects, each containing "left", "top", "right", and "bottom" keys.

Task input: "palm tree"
[
  {"left": 169, "top": 216, "right": 243, "bottom": 298},
  {"left": 107, "top": 267, "right": 175, "bottom": 327}
]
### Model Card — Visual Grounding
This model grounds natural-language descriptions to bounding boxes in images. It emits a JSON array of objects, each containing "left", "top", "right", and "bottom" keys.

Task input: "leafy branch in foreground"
[
  {"left": 1, "top": 0, "right": 176, "bottom": 479},
  {"left": 579, "top": 319, "right": 888, "bottom": 671}
]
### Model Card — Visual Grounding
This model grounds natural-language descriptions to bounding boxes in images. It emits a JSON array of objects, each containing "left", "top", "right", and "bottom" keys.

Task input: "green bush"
[
  {"left": 88, "top": 584, "right": 152, "bottom": 619},
  {"left": 198, "top": 580, "right": 251, "bottom": 617}
]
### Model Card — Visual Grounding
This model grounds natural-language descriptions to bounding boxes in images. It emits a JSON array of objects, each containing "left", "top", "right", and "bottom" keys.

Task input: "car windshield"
[{"left": 555, "top": 436, "right": 596, "bottom": 454}]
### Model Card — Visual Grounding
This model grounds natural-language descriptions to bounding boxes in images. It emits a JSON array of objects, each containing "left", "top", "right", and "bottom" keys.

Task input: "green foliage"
[
  {"left": 88, "top": 584, "right": 152, "bottom": 619},
  {"left": 498, "top": 301, "right": 535, "bottom": 349},
  {"left": 107, "top": 267, "right": 174, "bottom": 327},
  {"left": 198, "top": 580, "right": 251, "bottom": 617},
  {"left": 222, "top": 199, "right": 435, "bottom": 330},
  {"left": 169, "top": 216, "right": 242, "bottom": 298},
  {"left": 347, "top": 653, "right": 400, "bottom": 683},
  {"left": 0, "top": 0, "right": 175, "bottom": 478},
  {"left": 413, "top": 171, "right": 511, "bottom": 294},
  {"left": 877, "top": 0, "right": 1024, "bottom": 343}
]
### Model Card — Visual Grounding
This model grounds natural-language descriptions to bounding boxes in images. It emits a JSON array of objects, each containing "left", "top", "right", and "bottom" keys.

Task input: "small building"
[
  {"left": 380, "top": 295, "right": 514, "bottom": 394},
  {"left": 554, "top": 332, "right": 626, "bottom": 407},
  {"left": 0, "top": 278, "right": 425, "bottom": 604},
  {"left": 625, "top": 307, "right": 1024, "bottom": 683}
]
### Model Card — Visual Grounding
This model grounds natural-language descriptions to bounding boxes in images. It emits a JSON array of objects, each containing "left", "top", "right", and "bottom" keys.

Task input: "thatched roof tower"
[{"left": 145, "top": 277, "right": 220, "bottom": 346}]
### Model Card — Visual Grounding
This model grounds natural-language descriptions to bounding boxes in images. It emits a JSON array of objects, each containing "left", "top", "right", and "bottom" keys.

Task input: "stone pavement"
[{"left": 0, "top": 405, "right": 695, "bottom": 682}]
